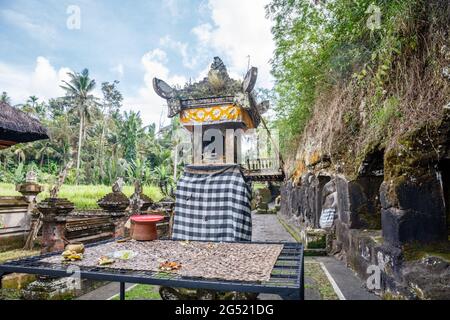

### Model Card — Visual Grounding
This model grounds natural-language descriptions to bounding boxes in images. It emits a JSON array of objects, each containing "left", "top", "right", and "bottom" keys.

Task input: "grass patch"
[
  {"left": 0, "top": 250, "right": 39, "bottom": 263},
  {"left": 0, "top": 183, "right": 162, "bottom": 210},
  {"left": 0, "top": 183, "right": 20, "bottom": 197},
  {"left": 112, "top": 285, "right": 161, "bottom": 300},
  {"left": 304, "top": 261, "right": 338, "bottom": 300}
]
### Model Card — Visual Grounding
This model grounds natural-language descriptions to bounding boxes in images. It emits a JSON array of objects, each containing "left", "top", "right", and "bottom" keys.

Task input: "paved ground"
[
  {"left": 77, "top": 212, "right": 379, "bottom": 300},
  {"left": 77, "top": 282, "right": 135, "bottom": 300},
  {"left": 251, "top": 213, "right": 295, "bottom": 242},
  {"left": 311, "top": 256, "right": 379, "bottom": 300}
]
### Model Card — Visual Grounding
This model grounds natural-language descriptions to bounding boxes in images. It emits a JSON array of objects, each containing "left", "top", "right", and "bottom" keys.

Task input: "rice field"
[{"left": 0, "top": 183, "right": 162, "bottom": 209}]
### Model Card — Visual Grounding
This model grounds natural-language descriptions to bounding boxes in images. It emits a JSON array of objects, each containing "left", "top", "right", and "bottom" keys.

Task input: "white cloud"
[
  {"left": 159, "top": 36, "right": 198, "bottom": 69},
  {"left": 0, "top": 9, "right": 57, "bottom": 41},
  {"left": 191, "top": 23, "right": 212, "bottom": 43},
  {"left": 162, "top": 0, "right": 187, "bottom": 17},
  {"left": 192, "top": 0, "right": 275, "bottom": 88},
  {"left": 111, "top": 63, "right": 124, "bottom": 78},
  {"left": 0, "top": 57, "right": 72, "bottom": 104},
  {"left": 127, "top": 0, "right": 275, "bottom": 127},
  {"left": 123, "top": 49, "right": 186, "bottom": 127}
]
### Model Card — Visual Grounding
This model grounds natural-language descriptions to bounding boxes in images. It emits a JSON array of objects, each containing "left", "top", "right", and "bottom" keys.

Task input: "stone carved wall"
[{"left": 279, "top": 160, "right": 449, "bottom": 298}]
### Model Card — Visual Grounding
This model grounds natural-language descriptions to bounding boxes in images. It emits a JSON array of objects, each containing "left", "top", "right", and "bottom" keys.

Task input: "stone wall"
[
  {"left": 0, "top": 197, "right": 31, "bottom": 251},
  {"left": 279, "top": 152, "right": 449, "bottom": 298}
]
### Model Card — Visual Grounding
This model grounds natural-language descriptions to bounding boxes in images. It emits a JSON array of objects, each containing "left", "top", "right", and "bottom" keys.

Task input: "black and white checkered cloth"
[{"left": 172, "top": 164, "right": 252, "bottom": 242}]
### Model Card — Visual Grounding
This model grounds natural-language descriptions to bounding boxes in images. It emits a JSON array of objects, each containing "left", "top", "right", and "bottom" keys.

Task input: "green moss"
[
  {"left": 308, "top": 236, "right": 326, "bottom": 249},
  {"left": 371, "top": 235, "right": 384, "bottom": 244},
  {"left": 382, "top": 291, "right": 406, "bottom": 300},
  {"left": 384, "top": 124, "right": 442, "bottom": 181},
  {"left": 0, "top": 289, "right": 22, "bottom": 300},
  {"left": 277, "top": 217, "right": 302, "bottom": 243},
  {"left": 402, "top": 242, "right": 450, "bottom": 262}
]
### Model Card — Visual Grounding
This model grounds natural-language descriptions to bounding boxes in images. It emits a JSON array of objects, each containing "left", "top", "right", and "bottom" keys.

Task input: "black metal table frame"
[{"left": 0, "top": 239, "right": 304, "bottom": 300}]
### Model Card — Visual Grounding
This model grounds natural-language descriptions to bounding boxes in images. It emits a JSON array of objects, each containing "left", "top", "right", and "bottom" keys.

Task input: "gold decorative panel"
[{"left": 180, "top": 105, "right": 254, "bottom": 128}]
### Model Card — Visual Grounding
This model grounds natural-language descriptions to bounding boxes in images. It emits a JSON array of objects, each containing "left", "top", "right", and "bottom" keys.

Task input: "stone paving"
[{"left": 251, "top": 213, "right": 295, "bottom": 242}]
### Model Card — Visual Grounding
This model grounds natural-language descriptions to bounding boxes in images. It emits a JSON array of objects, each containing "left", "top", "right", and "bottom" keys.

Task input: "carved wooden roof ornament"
[{"left": 153, "top": 57, "right": 269, "bottom": 128}]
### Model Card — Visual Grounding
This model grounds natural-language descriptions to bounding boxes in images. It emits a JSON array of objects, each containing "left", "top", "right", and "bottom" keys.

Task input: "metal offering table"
[{"left": 0, "top": 239, "right": 304, "bottom": 300}]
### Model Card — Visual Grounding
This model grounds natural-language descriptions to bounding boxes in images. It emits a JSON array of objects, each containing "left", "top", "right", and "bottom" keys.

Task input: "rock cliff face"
[
  {"left": 280, "top": 114, "right": 450, "bottom": 299},
  {"left": 279, "top": 1, "right": 450, "bottom": 299}
]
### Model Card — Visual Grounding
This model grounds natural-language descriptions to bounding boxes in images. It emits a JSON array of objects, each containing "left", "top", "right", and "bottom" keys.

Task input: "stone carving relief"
[{"left": 320, "top": 180, "right": 337, "bottom": 229}]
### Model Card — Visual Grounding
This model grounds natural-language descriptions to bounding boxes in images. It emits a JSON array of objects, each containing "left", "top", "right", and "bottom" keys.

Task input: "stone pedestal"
[{"left": 16, "top": 182, "right": 42, "bottom": 205}]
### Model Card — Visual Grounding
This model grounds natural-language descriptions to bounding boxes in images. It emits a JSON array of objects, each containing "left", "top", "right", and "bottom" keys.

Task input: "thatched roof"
[{"left": 0, "top": 101, "right": 49, "bottom": 147}]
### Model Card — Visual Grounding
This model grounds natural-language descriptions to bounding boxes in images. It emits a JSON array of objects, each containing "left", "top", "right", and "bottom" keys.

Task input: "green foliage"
[
  {"left": 267, "top": 0, "right": 422, "bottom": 151},
  {"left": 0, "top": 71, "right": 180, "bottom": 188},
  {"left": 370, "top": 96, "right": 402, "bottom": 136},
  {"left": 118, "top": 111, "right": 145, "bottom": 163}
]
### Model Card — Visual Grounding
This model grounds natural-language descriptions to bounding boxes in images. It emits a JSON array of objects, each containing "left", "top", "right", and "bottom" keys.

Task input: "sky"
[{"left": 0, "top": 0, "right": 275, "bottom": 127}]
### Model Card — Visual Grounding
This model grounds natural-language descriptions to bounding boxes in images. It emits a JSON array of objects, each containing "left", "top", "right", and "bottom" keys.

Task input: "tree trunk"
[
  {"left": 99, "top": 117, "right": 106, "bottom": 182},
  {"left": 76, "top": 113, "right": 84, "bottom": 184}
]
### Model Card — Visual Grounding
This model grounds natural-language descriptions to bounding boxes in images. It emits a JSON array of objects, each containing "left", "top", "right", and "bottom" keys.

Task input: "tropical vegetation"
[
  {"left": 266, "top": 0, "right": 448, "bottom": 155},
  {"left": 0, "top": 71, "right": 181, "bottom": 196}
]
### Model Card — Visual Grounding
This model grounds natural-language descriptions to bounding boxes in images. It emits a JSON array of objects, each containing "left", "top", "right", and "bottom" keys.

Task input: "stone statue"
[
  {"left": 49, "top": 161, "right": 73, "bottom": 198},
  {"left": 112, "top": 177, "right": 124, "bottom": 193},
  {"left": 130, "top": 180, "right": 153, "bottom": 213},
  {"left": 25, "top": 171, "right": 38, "bottom": 183}
]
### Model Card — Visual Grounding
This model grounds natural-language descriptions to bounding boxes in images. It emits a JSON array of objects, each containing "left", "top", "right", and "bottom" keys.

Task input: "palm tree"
[
  {"left": 0, "top": 92, "right": 11, "bottom": 104},
  {"left": 27, "top": 95, "right": 39, "bottom": 108},
  {"left": 118, "top": 111, "right": 145, "bottom": 163},
  {"left": 60, "top": 68, "right": 97, "bottom": 184}
]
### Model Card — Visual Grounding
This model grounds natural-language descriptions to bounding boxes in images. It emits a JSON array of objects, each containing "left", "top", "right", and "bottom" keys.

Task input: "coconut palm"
[
  {"left": 60, "top": 68, "right": 98, "bottom": 184},
  {"left": 27, "top": 96, "right": 39, "bottom": 108},
  {"left": 0, "top": 92, "right": 11, "bottom": 104}
]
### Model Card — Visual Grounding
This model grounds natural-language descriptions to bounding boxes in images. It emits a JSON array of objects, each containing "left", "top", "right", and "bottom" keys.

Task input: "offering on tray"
[
  {"left": 110, "top": 250, "right": 137, "bottom": 260},
  {"left": 98, "top": 256, "right": 115, "bottom": 266},
  {"left": 65, "top": 243, "right": 85, "bottom": 254},
  {"left": 159, "top": 261, "right": 182, "bottom": 271},
  {"left": 61, "top": 250, "right": 83, "bottom": 262}
]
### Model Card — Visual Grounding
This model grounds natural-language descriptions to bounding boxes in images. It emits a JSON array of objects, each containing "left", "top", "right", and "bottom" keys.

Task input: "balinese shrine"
[
  {"left": 0, "top": 102, "right": 48, "bottom": 249},
  {"left": 153, "top": 57, "right": 284, "bottom": 241}
]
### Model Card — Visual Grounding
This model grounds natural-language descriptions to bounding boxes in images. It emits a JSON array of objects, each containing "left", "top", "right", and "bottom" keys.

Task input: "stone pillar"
[
  {"left": 17, "top": 179, "right": 43, "bottom": 234},
  {"left": 41, "top": 217, "right": 67, "bottom": 253},
  {"left": 37, "top": 198, "right": 74, "bottom": 253},
  {"left": 109, "top": 212, "right": 130, "bottom": 238}
]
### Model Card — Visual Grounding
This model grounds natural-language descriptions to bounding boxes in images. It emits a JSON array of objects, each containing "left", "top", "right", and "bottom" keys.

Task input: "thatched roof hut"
[{"left": 0, "top": 101, "right": 49, "bottom": 149}]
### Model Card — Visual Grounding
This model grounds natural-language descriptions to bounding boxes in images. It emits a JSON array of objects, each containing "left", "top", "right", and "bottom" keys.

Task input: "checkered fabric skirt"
[{"left": 173, "top": 165, "right": 252, "bottom": 242}]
